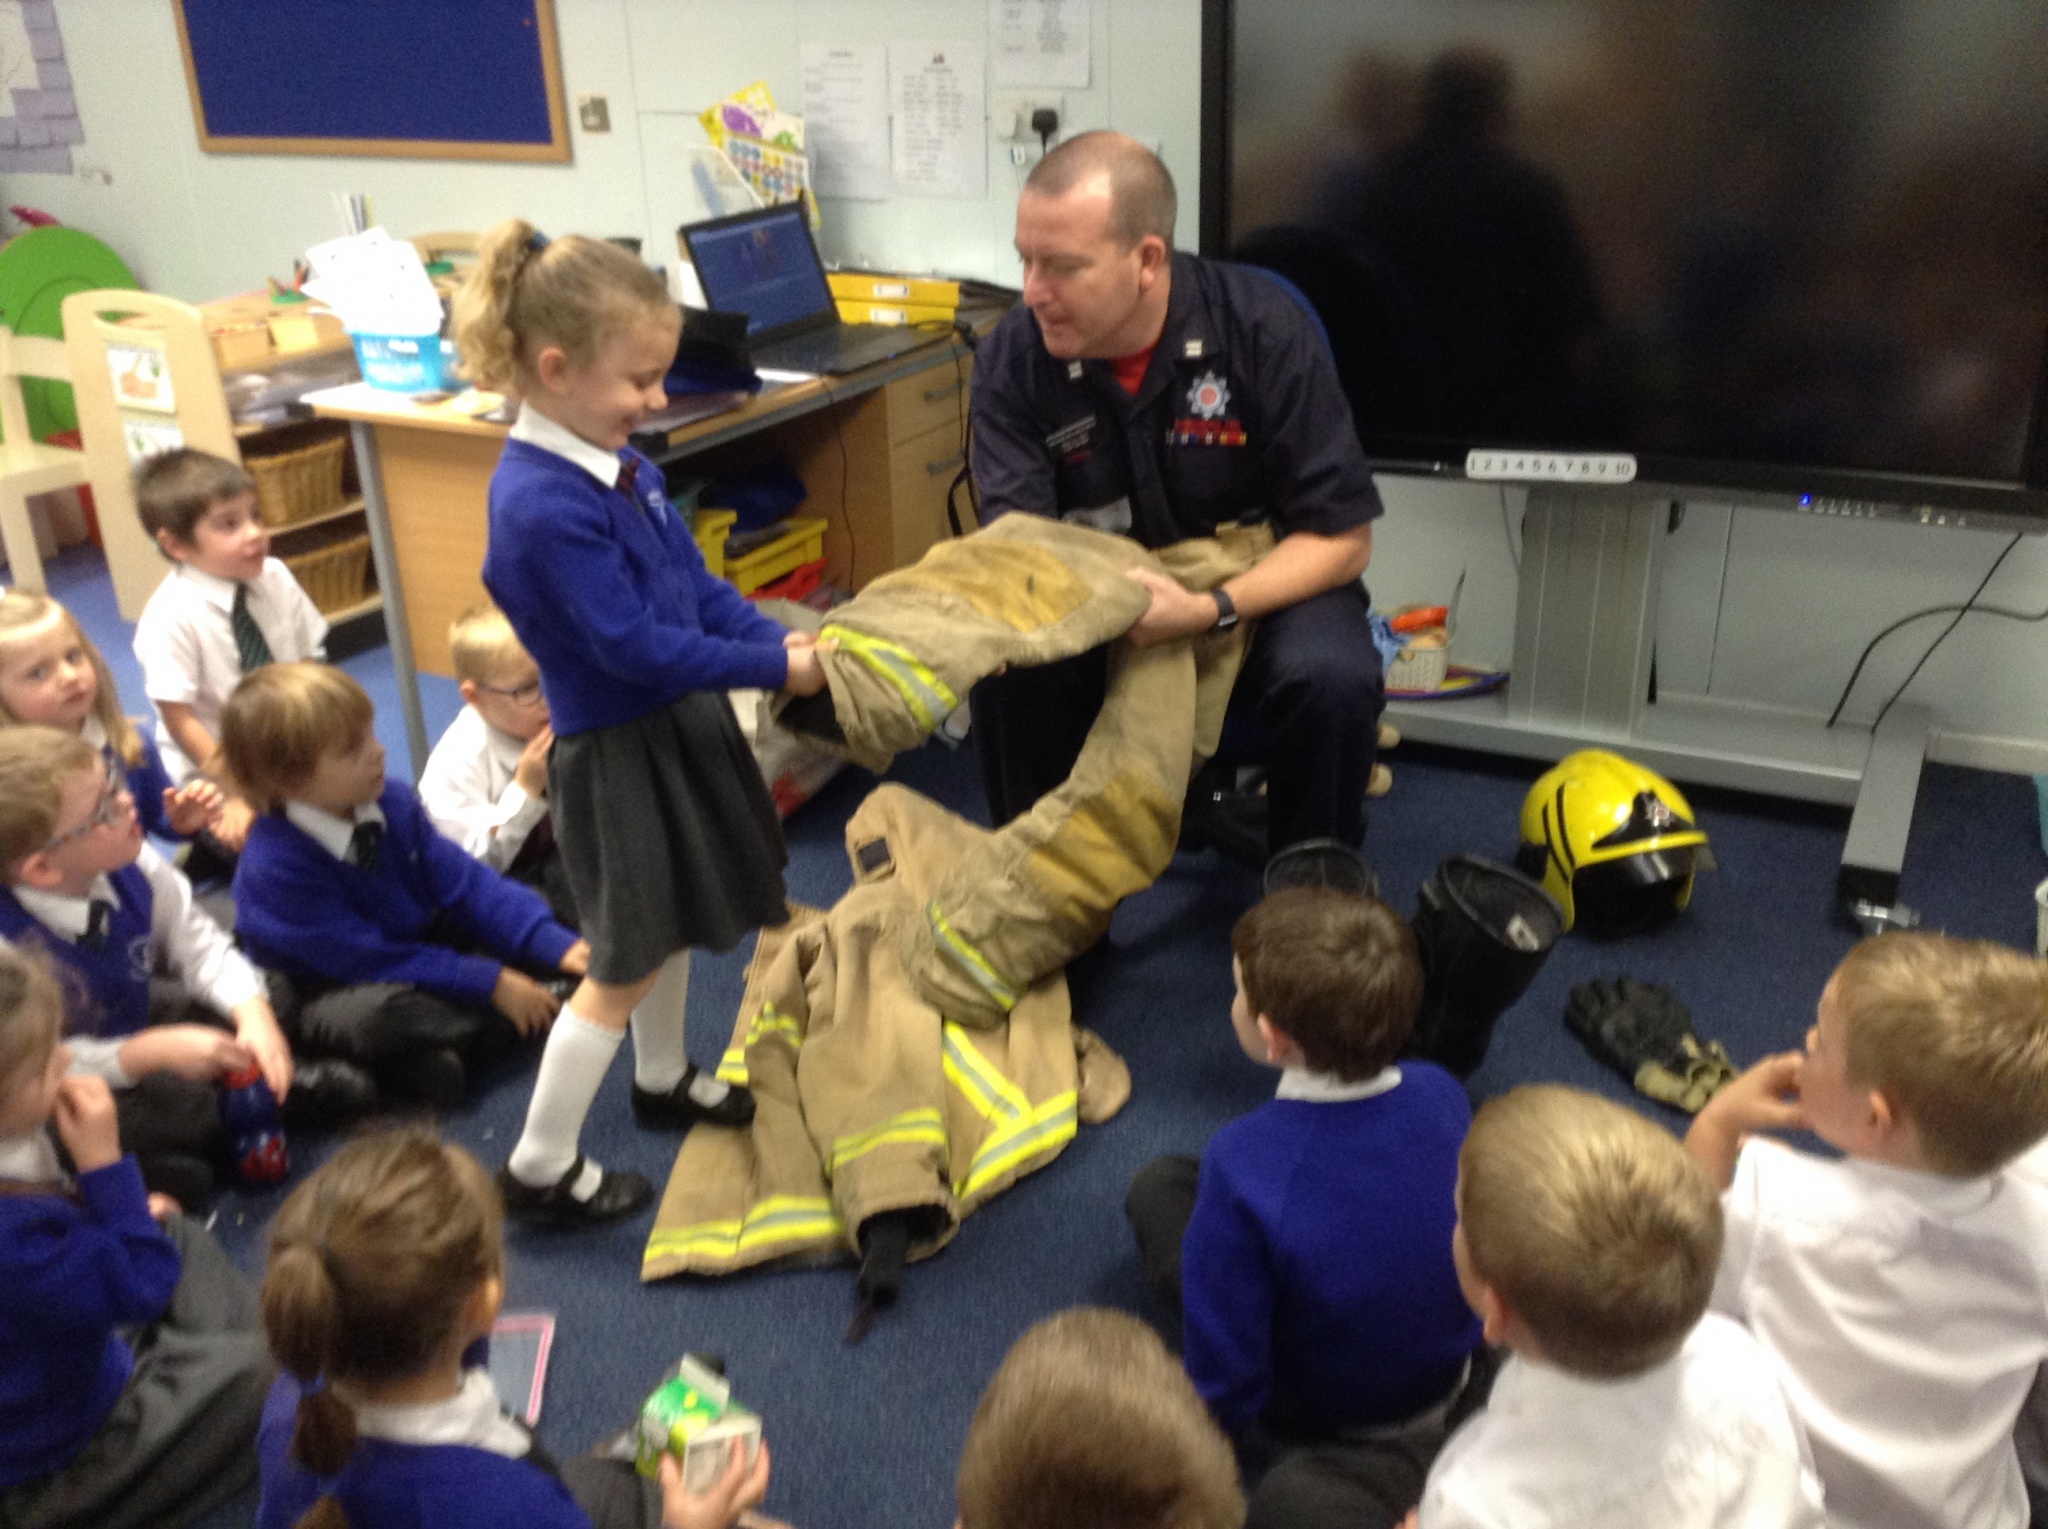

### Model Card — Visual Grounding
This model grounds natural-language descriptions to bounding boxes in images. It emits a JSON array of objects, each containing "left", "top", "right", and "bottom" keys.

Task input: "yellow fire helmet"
[{"left": 1514, "top": 750, "right": 1715, "bottom": 934}]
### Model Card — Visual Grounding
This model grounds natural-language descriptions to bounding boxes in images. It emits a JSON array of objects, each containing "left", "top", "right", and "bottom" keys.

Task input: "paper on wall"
[
  {"left": 991, "top": 0, "right": 1090, "bottom": 88},
  {"left": 888, "top": 43, "right": 987, "bottom": 201},
  {"left": 800, "top": 43, "right": 890, "bottom": 202}
]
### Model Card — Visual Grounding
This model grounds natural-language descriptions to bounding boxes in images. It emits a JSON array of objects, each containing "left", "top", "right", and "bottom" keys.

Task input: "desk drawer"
[
  {"left": 888, "top": 418, "right": 971, "bottom": 565},
  {"left": 885, "top": 354, "right": 973, "bottom": 446}
]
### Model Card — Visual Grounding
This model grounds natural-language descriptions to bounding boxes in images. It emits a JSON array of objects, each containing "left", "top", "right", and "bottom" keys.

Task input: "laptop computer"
[{"left": 680, "top": 204, "right": 944, "bottom": 376}]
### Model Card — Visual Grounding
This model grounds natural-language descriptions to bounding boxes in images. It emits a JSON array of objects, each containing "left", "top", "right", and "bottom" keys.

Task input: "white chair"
[{"left": 0, "top": 323, "right": 92, "bottom": 591}]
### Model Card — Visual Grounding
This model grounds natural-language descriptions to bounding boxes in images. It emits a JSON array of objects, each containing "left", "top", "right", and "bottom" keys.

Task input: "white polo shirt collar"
[
  {"left": 510, "top": 402, "right": 623, "bottom": 488},
  {"left": 284, "top": 799, "right": 387, "bottom": 862}
]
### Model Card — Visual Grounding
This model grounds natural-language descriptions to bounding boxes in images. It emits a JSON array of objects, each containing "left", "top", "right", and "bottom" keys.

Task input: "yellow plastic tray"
[
  {"left": 693, "top": 509, "right": 737, "bottom": 580},
  {"left": 724, "top": 517, "right": 826, "bottom": 595}
]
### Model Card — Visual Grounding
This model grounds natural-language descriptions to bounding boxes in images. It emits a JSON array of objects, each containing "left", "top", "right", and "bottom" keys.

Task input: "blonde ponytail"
[{"left": 452, "top": 217, "right": 672, "bottom": 396}]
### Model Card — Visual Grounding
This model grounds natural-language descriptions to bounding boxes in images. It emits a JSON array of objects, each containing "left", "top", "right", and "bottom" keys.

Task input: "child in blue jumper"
[
  {"left": 452, "top": 220, "right": 829, "bottom": 1227},
  {"left": 1126, "top": 886, "right": 1484, "bottom": 1529},
  {"left": 0, "top": 943, "right": 269, "bottom": 1529},
  {"left": 0, "top": 725, "right": 317, "bottom": 1211},
  {"left": 0, "top": 588, "right": 222, "bottom": 846},
  {"left": 257, "top": 1124, "right": 772, "bottom": 1529},
  {"left": 222, "top": 662, "right": 588, "bottom": 1111}
]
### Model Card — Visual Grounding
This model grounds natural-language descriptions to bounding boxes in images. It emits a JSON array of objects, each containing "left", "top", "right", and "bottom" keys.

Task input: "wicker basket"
[
  {"left": 247, "top": 434, "right": 348, "bottom": 529},
  {"left": 284, "top": 532, "right": 372, "bottom": 615}
]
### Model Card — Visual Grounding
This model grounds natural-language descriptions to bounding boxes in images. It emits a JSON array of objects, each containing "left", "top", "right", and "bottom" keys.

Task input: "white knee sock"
[
  {"left": 629, "top": 951, "right": 692, "bottom": 1093},
  {"left": 629, "top": 951, "right": 733, "bottom": 1106},
  {"left": 507, "top": 1008, "right": 622, "bottom": 1199}
]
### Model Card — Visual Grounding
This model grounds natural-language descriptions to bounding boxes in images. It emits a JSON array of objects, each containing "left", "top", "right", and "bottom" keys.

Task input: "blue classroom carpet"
[{"left": 35, "top": 546, "right": 2047, "bottom": 1529}]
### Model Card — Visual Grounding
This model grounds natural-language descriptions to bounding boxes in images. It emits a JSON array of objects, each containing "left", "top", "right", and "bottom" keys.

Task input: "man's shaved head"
[{"left": 1023, "top": 131, "right": 1177, "bottom": 248}]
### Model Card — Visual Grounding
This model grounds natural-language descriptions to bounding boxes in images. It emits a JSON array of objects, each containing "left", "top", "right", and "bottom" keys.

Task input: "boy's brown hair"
[
  {"left": 446, "top": 603, "right": 530, "bottom": 687},
  {"left": 134, "top": 447, "right": 257, "bottom": 546},
  {"left": 219, "top": 663, "right": 375, "bottom": 812},
  {"left": 1461, "top": 1084, "right": 1722, "bottom": 1378},
  {"left": 0, "top": 725, "right": 101, "bottom": 877},
  {"left": 957, "top": 1307, "right": 1244, "bottom": 1529},
  {"left": 1831, "top": 931, "right": 2048, "bottom": 1176},
  {"left": 1230, "top": 887, "right": 1424, "bottom": 1080},
  {"left": 0, "top": 944, "right": 66, "bottom": 1104}
]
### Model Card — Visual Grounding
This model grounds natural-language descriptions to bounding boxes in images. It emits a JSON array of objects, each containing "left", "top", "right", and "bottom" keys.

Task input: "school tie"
[
  {"left": 231, "top": 584, "right": 274, "bottom": 671},
  {"left": 614, "top": 459, "right": 637, "bottom": 499},
  {"left": 346, "top": 820, "right": 383, "bottom": 872},
  {"left": 80, "top": 897, "right": 113, "bottom": 951}
]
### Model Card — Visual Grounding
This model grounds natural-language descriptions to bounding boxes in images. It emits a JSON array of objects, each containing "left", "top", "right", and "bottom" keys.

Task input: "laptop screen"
[{"left": 687, "top": 207, "right": 833, "bottom": 338}]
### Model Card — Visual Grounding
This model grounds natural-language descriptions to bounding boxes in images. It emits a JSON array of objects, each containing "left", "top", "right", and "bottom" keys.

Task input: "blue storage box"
[{"left": 351, "top": 333, "right": 458, "bottom": 393}]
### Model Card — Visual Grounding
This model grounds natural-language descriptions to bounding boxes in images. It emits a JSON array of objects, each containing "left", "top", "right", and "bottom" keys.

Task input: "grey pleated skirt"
[{"left": 550, "top": 691, "right": 789, "bottom": 984}]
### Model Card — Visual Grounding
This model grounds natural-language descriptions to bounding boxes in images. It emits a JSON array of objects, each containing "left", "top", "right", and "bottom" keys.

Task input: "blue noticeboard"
[{"left": 173, "top": 0, "right": 569, "bottom": 161}]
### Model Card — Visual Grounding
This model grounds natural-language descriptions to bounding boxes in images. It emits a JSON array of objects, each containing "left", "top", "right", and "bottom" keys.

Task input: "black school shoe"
[
  {"left": 630, "top": 1065, "right": 757, "bottom": 1130},
  {"left": 279, "top": 1058, "right": 381, "bottom": 1130},
  {"left": 497, "top": 1157, "right": 653, "bottom": 1228}
]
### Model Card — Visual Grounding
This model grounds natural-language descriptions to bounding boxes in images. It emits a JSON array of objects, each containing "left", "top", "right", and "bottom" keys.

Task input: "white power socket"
[{"left": 992, "top": 92, "right": 1064, "bottom": 143}]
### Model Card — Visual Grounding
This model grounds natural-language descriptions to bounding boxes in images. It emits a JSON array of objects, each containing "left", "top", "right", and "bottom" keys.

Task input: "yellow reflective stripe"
[
  {"left": 827, "top": 1107, "right": 948, "bottom": 1175},
  {"left": 820, "top": 625, "right": 959, "bottom": 732},
  {"left": 642, "top": 1195, "right": 843, "bottom": 1264},
  {"left": 941, "top": 1023, "right": 1031, "bottom": 1122},
  {"left": 957, "top": 1092, "right": 1078, "bottom": 1199},
  {"left": 926, "top": 901, "right": 1021, "bottom": 1013},
  {"left": 715, "top": 1003, "right": 804, "bottom": 1086}
]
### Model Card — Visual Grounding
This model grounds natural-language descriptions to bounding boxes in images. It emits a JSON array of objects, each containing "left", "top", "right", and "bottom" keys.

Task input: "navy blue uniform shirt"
[{"left": 971, "top": 252, "right": 1384, "bottom": 549}]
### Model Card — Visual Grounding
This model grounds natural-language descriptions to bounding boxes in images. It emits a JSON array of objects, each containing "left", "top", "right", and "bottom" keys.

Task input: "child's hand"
[
  {"left": 123, "top": 1024, "right": 255, "bottom": 1084},
  {"left": 492, "top": 968, "right": 562, "bottom": 1036},
  {"left": 560, "top": 940, "right": 590, "bottom": 978},
  {"left": 234, "top": 1002, "right": 295, "bottom": 1101},
  {"left": 659, "top": 1440, "right": 771, "bottom": 1529},
  {"left": 214, "top": 796, "right": 257, "bottom": 852},
  {"left": 164, "top": 779, "right": 224, "bottom": 837},
  {"left": 1686, "top": 1050, "right": 1803, "bottom": 1188},
  {"left": 147, "top": 1192, "right": 182, "bottom": 1223},
  {"left": 514, "top": 725, "right": 554, "bottom": 800},
  {"left": 782, "top": 643, "right": 830, "bottom": 698},
  {"left": 781, "top": 630, "right": 816, "bottom": 650},
  {"left": 1397, "top": 1511, "right": 1420, "bottom": 1529},
  {"left": 52, "top": 1075, "right": 121, "bottom": 1173}
]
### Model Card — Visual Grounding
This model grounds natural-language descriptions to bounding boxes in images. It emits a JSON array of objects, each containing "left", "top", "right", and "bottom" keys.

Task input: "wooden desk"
[{"left": 307, "top": 324, "right": 980, "bottom": 777}]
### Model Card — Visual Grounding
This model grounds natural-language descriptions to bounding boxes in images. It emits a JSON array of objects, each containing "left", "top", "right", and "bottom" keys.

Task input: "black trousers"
[
  {"left": 971, "top": 580, "right": 1384, "bottom": 854},
  {"left": 1125, "top": 1153, "right": 1492, "bottom": 1529}
]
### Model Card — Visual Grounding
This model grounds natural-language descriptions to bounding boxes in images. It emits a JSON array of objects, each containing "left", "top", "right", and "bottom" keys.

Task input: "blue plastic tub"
[{"left": 351, "top": 333, "right": 458, "bottom": 393}]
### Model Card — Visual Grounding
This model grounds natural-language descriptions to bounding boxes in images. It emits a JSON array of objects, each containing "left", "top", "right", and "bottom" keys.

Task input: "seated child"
[
  {"left": 1416, "top": 1084, "right": 1824, "bottom": 1529},
  {"left": 419, "top": 602, "right": 576, "bottom": 927},
  {"left": 0, "top": 589, "right": 221, "bottom": 845},
  {"left": 0, "top": 943, "right": 270, "bottom": 1529},
  {"left": 1687, "top": 930, "right": 2048, "bottom": 1529},
  {"left": 0, "top": 725, "right": 367, "bottom": 1211},
  {"left": 257, "top": 1124, "right": 772, "bottom": 1529},
  {"left": 223, "top": 662, "right": 587, "bottom": 1110},
  {"left": 1124, "top": 887, "right": 1481, "bottom": 1529},
  {"left": 131, "top": 447, "right": 327, "bottom": 854},
  {"left": 957, "top": 1306, "right": 1245, "bottom": 1529}
]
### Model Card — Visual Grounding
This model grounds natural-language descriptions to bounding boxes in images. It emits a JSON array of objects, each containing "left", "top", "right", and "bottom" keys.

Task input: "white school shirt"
[
  {"left": 350, "top": 1367, "right": 531, "bottom": 1458},
  {"left": 509, "top": 401, "right": 623, "bottom": 486},
  {"left": 1713, "top": 1136, "right": 2048, "bottom": 1529},
  {"left": 418, "top": 706, "right": 548, "bottom": 871},
  {"left": 11, "top": 844, "right": 266, "bottom": 1086},
  {"left": 134, "top": 559, "right": 329, "bottom": 781},
  {"left": 282, "top": 799, "right": 386, "bottom": 861},
  {"left": 1418, "top": 1314, "right": 1825, "bottom": 1529}
]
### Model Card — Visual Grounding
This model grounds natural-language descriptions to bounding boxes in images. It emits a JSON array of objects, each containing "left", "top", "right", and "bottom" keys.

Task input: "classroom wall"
[{"left": 11, "top": 0, "right": 2048, "bottom": 772}]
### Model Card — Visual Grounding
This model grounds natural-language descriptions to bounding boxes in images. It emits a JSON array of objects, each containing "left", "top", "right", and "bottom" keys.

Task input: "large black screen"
[{"left": 1210, "top": 1, "right": 2048, "bottom": 514}]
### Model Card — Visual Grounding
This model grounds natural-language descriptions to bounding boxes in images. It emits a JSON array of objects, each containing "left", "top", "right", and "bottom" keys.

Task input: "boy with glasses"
[
  {"left": 0, "top": 727, "right": 368, "bottom": 1211},
  {"left": 420, "top": 603, "right": 576, "bottom": 926}
]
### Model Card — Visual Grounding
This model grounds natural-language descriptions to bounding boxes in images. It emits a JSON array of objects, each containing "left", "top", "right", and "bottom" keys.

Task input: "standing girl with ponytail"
[
  {"left": 452, "top": 222, "right": 828, "bottom": 1228},
  {"left": 256, "top": 1126, "right": 771, "bottom": 1529}
]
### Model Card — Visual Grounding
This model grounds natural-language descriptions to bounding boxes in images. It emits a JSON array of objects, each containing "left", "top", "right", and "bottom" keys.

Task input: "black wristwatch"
[{"left": 1211, "top": 588, "right": 1240, "bottom": 632}]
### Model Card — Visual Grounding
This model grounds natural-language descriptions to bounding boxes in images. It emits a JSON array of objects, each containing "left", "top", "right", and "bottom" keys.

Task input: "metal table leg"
[{"left": 347, "top": 419, "right": 429, "bottom": 780}]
